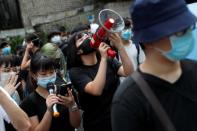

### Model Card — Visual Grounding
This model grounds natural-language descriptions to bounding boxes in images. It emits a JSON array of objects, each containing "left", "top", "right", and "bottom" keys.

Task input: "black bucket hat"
[{"left": 130, "top": 0, "right": 197, "bottom": 44}]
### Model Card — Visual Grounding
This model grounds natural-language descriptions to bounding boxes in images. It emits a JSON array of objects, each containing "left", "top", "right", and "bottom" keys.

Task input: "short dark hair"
[
  {"left": 30, "top": 52, "right": 55, "bottom": 74},
  {"left": 0, "top": 41, "right": 9, "bottom": 49},
  {"left": 71, "top": 24, "right": 89, "bottom": 35},
  {"left": 66, "top": 33, "right": 83, "bottom": 70},
  {"left": 123, "top": 17, "right": 132, "bottom": 28},
  {"left": 25, "top": 33, "right": 42, "bottom": 47}
]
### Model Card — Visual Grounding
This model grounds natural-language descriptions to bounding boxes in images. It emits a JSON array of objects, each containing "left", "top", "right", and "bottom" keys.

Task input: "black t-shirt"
[
  {"left": 70, "top": 58, "right": 121, "bottom": 131},
  {"left": 112, "top": 60, "right": 197, "bottom": 131},
  {"left": 20, "top": 91, "right": 74, "bottom": 131}
]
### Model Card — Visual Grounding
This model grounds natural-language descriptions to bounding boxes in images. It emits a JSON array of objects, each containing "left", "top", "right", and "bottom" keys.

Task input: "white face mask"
[
  {"left": 51, "top": 35, "right": 62, "bottom": 44},
  {"left": 0, "top": 72, "right": 15, "bottom": 87}
]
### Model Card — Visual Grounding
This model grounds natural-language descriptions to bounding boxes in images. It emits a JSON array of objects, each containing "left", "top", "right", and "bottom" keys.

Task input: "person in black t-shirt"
[
  {"left": 112, "top": 0, "right": 197, "bottom": 131},
  {"left": 20, "top": 33, "right": 42, "bottom": 96},
  {"left": 21, "top": 33, "right": 42, "bottom": 70},
  {"left": 67, "top": 31, "right": 132, "bottom": 131},
  {"left": 20, "top": 53, "right": 81, "bottom": 131}
]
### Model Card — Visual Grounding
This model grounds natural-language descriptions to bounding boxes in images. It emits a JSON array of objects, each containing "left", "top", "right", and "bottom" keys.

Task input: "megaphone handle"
[{"left": 107, "top": 48, "right": 116, "bottom": 58}]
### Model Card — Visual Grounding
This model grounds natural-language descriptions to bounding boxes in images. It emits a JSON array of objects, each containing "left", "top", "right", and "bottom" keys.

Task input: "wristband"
[{"left": 69, "top": 102, "right": 78, "bottom": 112}]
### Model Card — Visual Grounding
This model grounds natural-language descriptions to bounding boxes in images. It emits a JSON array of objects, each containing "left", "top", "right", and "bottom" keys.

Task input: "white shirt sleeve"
[{"left": 0, "top": 106, "right": 10, "bottom": 123}]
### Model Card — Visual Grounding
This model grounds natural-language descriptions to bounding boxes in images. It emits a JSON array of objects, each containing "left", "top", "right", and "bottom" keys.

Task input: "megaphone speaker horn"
[{"left": 98, "top": 9, "right": 125, "bottom": 33}]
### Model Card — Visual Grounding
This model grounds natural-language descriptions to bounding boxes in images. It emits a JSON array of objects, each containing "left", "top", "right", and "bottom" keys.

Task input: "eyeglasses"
[{"left": 174, "top": 24, "right": 196, "bottom": 37}]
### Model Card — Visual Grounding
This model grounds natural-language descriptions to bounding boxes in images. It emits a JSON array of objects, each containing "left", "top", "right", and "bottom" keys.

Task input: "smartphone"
[{"left": 59, "top": 82, "right": 72, "bottom": 96}]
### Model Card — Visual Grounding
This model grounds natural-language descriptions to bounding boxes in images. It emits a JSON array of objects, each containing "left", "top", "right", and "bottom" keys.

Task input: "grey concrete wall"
[
  {"left": 104, "top": 1, "right": 132, "bottom": 18},
  {"left": 19, "top": 0, "right": 84, "bottom": 29},
  {"left": 0, "top": 1, "right": 132, "bottom": 38},
  {"left": 34, "top": 1, "right": 132, "bottom": 32}
]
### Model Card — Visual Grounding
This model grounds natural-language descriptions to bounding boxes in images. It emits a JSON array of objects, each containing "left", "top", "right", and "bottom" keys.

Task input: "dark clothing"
[
  {"left": 20, "top": 92, "right": 74, "bottom": 131},
  {"left": 21, "top": 50, "right": 41, "bottom": 97},
  {"left": 70, "top": 58, "right": 121, "bottom": 131},
  {"left": 112, "top": 60, "right": 197, "bottom": 131}
]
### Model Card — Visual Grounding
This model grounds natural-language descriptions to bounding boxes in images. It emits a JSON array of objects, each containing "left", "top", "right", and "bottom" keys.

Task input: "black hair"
[
  {"left": 123, "top": 17, "right": 132, "bottom": 29},
  {"left": 48, "top": 33, "right": 61, "bottom": 41},
  {"left": 0, "top": 41, "right": 9, "bottom": 49},
  {"left": 25, "top": 33, "right": 42, "bottom": 47},
  {"left": 66, "top": 33, "right": 83, "bottom": 70},
  {"left": 30, "top": 52, "right": 55, "bottom": 74},
  {"left": 71, "top": 24, "right": 89, "bottom": 35}
]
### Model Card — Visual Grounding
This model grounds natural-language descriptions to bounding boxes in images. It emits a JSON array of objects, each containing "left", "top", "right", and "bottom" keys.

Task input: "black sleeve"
[
  {"left": 69, "top": 68, "right": 92, "bottom": 93},
  {"left": 109, "top": 58, "right": 122, "bottom": 73},
  {"left": 112, "top": 77, "right": 147, "bottom": 131},
  {"left": 20, "top": 94, "right": 37, "bottom": 117}
]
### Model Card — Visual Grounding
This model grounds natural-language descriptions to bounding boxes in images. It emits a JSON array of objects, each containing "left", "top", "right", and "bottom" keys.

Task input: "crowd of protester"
[{"left": 0, "top": 0, "right": 196, "bottom": 131}]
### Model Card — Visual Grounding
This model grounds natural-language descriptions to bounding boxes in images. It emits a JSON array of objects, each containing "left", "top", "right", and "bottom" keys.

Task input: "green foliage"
[{"left": 9, "top": 36, "right": 24, "bottom": 53}]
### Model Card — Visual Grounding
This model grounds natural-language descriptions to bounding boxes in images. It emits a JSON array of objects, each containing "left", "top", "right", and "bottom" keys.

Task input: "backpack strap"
[{"left": 131, "top": 71, "right": 176, "bottom": 131}]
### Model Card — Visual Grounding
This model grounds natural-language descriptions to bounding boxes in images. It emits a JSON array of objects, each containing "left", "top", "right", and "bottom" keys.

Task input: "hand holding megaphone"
[
  {"left": 89, "top": 9, "right": 125, "bottom": 58},
  {"left": 90, "top": 18, "right": 117, "bottom": 57}
]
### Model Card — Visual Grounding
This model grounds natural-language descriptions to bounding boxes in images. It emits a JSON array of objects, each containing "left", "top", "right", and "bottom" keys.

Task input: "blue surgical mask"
[
  {"left": 37, "top": 73, "right": 56, "bottom": 88},
  {"left": 156, "top": 29, "right": 195, "bottom": 61},
  {"left": 51, "top": 35, "right": 62, "bottom": 44},
  {"left": 2, "top": 47, "right": 11, "bottom": 55},
  {"left": 121, "top": 29, "right": 132, "bottom": 41}
]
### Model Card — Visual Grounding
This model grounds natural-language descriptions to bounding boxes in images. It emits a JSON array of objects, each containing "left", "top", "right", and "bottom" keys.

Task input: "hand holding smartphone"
[{"left": 59, "top": 82, "right": 72, "bottom": 96}]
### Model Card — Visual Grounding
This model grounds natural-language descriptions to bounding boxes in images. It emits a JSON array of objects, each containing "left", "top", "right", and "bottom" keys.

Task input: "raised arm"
[
  {"left": 109, "top": 33, "right": 133, "bottom": 76},
  {"left": 21, "top": 43, "right": 32, "bottom": 70},
  {"left": 0, "top": 87, "right": 31, "bottom": 131},
  {"left": 84, "top": 42, "right": 109, "bottom": 96}
]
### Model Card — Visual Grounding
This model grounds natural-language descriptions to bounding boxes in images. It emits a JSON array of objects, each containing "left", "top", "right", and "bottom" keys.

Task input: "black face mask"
[{"left": 78, "top": 37, "right": 96, "bottom": 55}]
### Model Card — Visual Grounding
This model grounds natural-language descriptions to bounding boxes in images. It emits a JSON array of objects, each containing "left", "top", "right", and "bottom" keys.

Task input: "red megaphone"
[{"left": 90, "top": 18, "right": 117, "bottom": 58}]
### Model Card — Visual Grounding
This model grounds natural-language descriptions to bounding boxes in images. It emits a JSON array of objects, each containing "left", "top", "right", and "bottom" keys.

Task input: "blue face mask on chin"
[
  {"left": 37, "top": 73, "right": 56, "bottom": 88},
  {"left": 156, "top": 29, "right": 195, "bottom": 61},
  {"left": 121, "top": 29, "right": 133, "bottom": 41}
]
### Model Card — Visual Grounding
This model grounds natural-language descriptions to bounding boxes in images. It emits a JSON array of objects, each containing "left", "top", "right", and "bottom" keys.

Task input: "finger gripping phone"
[{"left": 59, "top": 82, "right": 72, "bottom": 96}]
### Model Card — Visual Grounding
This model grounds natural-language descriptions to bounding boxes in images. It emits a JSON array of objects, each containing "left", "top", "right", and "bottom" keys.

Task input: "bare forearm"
[
  {"left": 0, "top": 93, "right": 31, "bottom": 131},
  {"left": 33, "top": 110, "right": 52, "bottom": 131},
  {"left": 119, "top": 47, "right": 133, "bottom": 76},
  {"left": 21, "top": 50, "right": 30, "bottom": 70},
  {"left": 88, "top": 58, "right": 107, "bottom": 95},
  {"left": 69, "top": 109, "right": 81, "bottom": 128}
]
